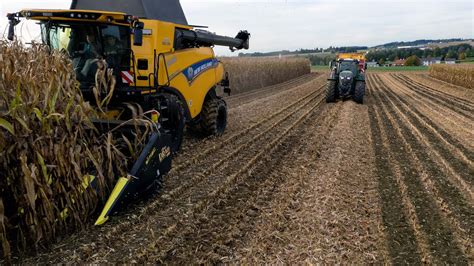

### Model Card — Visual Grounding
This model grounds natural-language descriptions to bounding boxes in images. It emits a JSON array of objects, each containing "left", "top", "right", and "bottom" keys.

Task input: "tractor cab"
[
  {"left": 41, "top": 21, "right": 131, "bottom": 91},
  {"left": 7, "top": 10, "right": 144, "bottom": 105},
  {"left": 338, "top": 59, "right": 359, "bottom": 75}
]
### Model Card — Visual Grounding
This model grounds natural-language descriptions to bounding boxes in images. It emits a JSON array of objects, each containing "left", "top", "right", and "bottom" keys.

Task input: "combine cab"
[
  {"left": 326, "top": 52, "right": 367, "bottom": 104},
  {"left": 6, "top": 0, "right": 250, "bottom": 225}
]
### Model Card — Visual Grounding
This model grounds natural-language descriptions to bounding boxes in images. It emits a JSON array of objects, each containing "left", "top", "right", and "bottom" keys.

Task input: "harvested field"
[{"left": 3, "top": 71, "right": 473, "bottom": 264}]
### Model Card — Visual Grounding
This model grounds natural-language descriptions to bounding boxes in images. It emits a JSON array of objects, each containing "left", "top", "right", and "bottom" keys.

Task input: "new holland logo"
[
  {"left": 182, "top": 59, "right": 218, "bottom": 83},
  {"left": 187, "top": 67, "right": 194, "bottom": 79}
]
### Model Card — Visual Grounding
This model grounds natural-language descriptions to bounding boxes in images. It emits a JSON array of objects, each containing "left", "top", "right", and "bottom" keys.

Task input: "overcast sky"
[{"left": 1, "top": 0, "right": 472, "bottom": 56}]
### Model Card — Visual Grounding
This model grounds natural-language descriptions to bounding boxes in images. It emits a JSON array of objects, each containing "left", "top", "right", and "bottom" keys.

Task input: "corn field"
[
  {"left": 0, "top": 42, "right": 151, "bottom": 260},
  {"left": 219, "top": 57, "right": 311, "bottom": 94},
  {"left": 429, "top": 64, "right": 474, "bottom": 89}
]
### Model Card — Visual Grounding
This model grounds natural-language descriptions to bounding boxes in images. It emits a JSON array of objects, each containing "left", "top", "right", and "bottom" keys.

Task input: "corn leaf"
[{"left": 0, "top": 118, "right": 14, "bottom": 134}]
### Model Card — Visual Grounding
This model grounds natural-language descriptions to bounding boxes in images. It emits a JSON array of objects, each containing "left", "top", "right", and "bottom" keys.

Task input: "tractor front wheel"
[
  {"left": 353, "top": 81, "right": 365, "bottom": 104},
  {"left": 325, "top": 80, "right": 337, "bottom": 103}
]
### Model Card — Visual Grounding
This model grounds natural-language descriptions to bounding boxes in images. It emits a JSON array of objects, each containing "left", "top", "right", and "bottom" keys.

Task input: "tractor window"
[
  {"left": 42, "top": 25, "right": 72, "bottom": 51},
  {"left": 339, "top": 60, "right": 358, "bottom": 74},
  {"left": 100, "top": 25, "right": 131, "bottom": 81}
]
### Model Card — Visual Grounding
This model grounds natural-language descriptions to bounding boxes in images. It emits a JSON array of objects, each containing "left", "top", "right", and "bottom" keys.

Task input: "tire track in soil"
[
  {"left": 178, "top": 74, "right": 325, "bottom": 156},
  {"left": 392, "top": 73, "right": 474, "bottom": 115},
  {"left": 412, "top": 73, "right": 474, "bottom": 100},
  {"left": 159, "top": 84, "right": 325, "bottom": 207},
  {"left": 173, "top": 82, "right": 325, "bottom": 174},
  {"left": 389, "top": 74, "right": 474, "bottom": 120},
  {"left": 370, "top": 74, "right": 473, "bottom": 260},
  {"left": 154, "top": 100, "right": 342, "bottom": 263},
  {"left": 101, "top": 81, "right": 324, "bottom": 238},
  {"left": 367, "top": 76, "right": 426, "bottom": 264},
  {"left": 116, "top": 81, "right": 325, "bottom": 227},
  {"left": 374, "top": 74, "right": 474, "bottom": 193},
  {"left": 368, "top": 75, "right": 469, "bottom": 264},
  {"left": 381, "top": 74, "right": 474, "bottom": 150},
  {"left": 115, "top": 87, "right": 327, "bottom": 263},
  {"left": 376, "top": 74, "right": 474, "bottom": 166},
  {"left": 370, "top": 75, "right": 474, "bottom": 260},
  {"left": 397, "top": 73, "right": 474, "bottom": 108},
  {"left": 232, "top": 99, "right": 388, "bottom": 263}
]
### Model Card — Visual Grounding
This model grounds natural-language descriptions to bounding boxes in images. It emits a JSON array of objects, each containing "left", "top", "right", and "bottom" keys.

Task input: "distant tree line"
[
  {"left": 374, "top": 38, "right": 465, "bottom": 49},
  {"left": 323, "top": 46, "right": 368, "bottom": 53},
  {"left": 366, "top": 44, "right": 474, "bottom": 64},
  {"left": 307, "top": 54, "right": 336, "bottom": 66},
  {"left": 238, "top": 46, "right": 368, "bottom": 57}
]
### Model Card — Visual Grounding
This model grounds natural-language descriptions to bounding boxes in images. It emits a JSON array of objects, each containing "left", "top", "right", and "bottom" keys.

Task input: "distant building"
[
  {"left": 444, "top": 58, "right": 456, "bottom": 64},
  {"left": 421, "top": 57, "right": 442, "bottom": 66},
  {"left": 366, "top": 61, "right": 379, "bottom": 68},
  {"left": 393, "top": 59, "right": 406, "bottom": 66}
]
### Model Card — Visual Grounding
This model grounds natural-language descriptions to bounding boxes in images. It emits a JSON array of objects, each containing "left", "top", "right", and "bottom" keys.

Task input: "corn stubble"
[
  {"left": 429, "top": 64, "right": 474, "bottom": 89},
  {"left": 219, "top": 57, "right": 311, "bottom": 94},
  {"left": 0, "top": 42, "right": 150, "bottom": 260}
]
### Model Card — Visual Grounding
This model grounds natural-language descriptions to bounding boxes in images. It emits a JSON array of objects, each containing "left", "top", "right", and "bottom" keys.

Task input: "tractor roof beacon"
[{"left": 7, "top": 0, "right": 250, "bottom": 225}]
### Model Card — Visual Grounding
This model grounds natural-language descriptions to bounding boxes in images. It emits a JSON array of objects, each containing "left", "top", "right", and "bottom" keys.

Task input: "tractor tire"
[
  {"left": 159, "top": 94, "right": 185, "bottom": 153},
  {"left": 325, "top": 80, "right": 337, "bottom": 103},
  {"left": 353, "top": 81, "right": 365, "bottom": 104},
  {"left": 200, "top": 97, "right": 227, "bottom": 136}
]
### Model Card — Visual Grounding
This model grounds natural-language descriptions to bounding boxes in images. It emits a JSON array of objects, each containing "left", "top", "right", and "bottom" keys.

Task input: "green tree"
[
  {"left": 378, "top": 58, "right": 385, "bottom": 65},
  {"left": 405, "top": 55, "right": 421, "bottom": 66},
  {"left": 458, "top": 52, "right": 466, "bottom": 60},
  {"left": 446, "top": 50, "right": 456, "bottom": 59}
]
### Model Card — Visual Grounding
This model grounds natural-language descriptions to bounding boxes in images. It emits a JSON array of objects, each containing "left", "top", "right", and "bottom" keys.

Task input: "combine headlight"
[{"left": 346, "top": 77, "right": 351, "bottom": 80}]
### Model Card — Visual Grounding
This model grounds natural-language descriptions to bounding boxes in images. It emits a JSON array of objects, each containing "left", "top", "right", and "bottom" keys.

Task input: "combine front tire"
[
  {"left": 200, "top": 97, "right": 227, "bottom": 136},
  {"left": 353, "top": 81, "right": 365, "bottom": 104},
  {"left": 325, "top": 80, "right": 337, "bottom": 103}
]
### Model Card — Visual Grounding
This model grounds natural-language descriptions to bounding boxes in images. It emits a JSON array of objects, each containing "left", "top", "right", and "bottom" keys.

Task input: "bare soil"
[{"left": 8, "top": 72, "right": 473, "bottom": 264}]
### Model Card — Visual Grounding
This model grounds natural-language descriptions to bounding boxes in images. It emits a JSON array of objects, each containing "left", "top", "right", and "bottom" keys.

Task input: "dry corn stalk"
[
  {"left": 219, "top": 56, "right": 311, "bottom": 94},
  {"left": 429, "top": 64, "right": 474, "bottom": 89},
  {"left": 0, "top": 41, "right": 151, "bottom": 260}
]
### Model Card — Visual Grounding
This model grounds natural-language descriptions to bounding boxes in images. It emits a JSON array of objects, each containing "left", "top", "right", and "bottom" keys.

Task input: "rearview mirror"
[
  {"left": 133, "top": 22, "right": 144, "bottom": 46},
  {"left": 8, "top": 22, "right": 15, "bottom": 41},
  {"left": 7, "top": 14, "right": 19, "bottom": 41}
]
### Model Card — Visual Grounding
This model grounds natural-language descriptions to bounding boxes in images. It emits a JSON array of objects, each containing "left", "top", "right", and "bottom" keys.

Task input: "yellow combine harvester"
[{"left": 7, "top": 0, "right": 250, "bottom": 225}]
